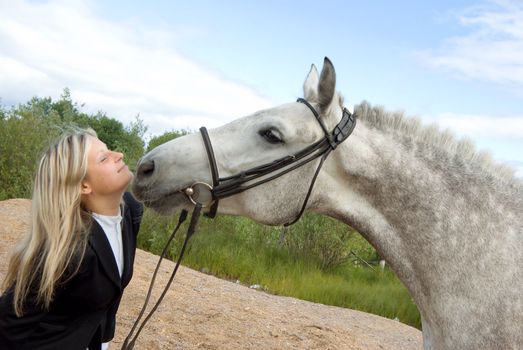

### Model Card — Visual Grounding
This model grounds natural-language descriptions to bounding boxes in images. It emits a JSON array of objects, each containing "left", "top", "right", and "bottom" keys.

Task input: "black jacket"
[{"left": 0, "top": 192, "right": 143, "bottom": 350}]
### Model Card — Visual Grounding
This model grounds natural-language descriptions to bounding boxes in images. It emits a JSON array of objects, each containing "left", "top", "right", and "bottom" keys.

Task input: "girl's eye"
[{"left": 259, "top": 128, "right": 284, "bottom": 144}]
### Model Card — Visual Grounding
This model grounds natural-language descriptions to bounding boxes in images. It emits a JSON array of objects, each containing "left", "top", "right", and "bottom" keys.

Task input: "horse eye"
[{"left": 258, "top": 128, "right": 284, "bottom": 144}]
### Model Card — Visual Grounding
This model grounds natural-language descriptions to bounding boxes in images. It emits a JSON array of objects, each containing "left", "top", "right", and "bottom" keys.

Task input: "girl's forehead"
[
  {"left": 87, "top": 138, "right": 108, "bottom": 161},
  {"left": 89, "top": 137, "right": 107, "bottom": 149}
]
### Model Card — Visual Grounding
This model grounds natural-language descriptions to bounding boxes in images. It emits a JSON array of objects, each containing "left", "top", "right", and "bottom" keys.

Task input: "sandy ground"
[{"left": 0, "top": 199, "right": 422, "bottom": 349}]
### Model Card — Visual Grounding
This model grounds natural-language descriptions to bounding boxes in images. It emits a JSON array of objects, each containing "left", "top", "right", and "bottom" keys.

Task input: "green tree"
[
  {"left": 0, "top": 98, "right": 61, "bottom": 199},
  {"left": 51, "top": 88, "right": 83, "bottom": 123},
  {"left": 146, "top": 129, "right": 189, "bottom": 153}
]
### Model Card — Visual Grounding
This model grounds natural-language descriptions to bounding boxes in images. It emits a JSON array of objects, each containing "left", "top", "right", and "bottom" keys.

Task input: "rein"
[
  {"left": 193, "top": 98, "right": 356, "bottom": 225},
  {"left": 122, "top": 98, "right": 355, "bottom": 348},
  {"left": 121, "top": 204, "right": 202, "bottom": 350}
]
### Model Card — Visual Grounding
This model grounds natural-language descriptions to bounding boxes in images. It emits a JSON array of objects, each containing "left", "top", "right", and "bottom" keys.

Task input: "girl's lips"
[{"left": 118, "top": 164, "right": 128, "bottom": 173}]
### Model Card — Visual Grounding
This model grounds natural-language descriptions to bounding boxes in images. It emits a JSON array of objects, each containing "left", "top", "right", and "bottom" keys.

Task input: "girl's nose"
[{"left": 113, "top": 151, "right": 124, "bottom": 161}]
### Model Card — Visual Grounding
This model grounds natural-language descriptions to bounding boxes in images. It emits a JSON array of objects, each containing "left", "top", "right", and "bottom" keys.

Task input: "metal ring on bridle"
[{"left": 182, "top": 182, "right": 215, "bottom": 207}]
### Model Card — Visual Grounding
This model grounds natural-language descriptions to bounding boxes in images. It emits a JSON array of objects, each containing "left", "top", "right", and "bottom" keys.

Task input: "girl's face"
[{"left": 82, "top": 137, "right": 133, "bottom": 196}]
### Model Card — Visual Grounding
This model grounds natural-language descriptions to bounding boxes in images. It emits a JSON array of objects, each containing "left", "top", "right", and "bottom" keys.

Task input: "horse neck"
[
  {"left": 318, "top": 119, "right": 520, "bottom": 308},
  {"left": 320, "top": 123, "right": 432, "bottom": 284}
]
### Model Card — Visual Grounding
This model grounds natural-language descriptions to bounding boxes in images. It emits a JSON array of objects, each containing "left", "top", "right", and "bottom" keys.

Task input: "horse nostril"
[{"left": 138, "top": 159, "right": 155, "bottom": 178}]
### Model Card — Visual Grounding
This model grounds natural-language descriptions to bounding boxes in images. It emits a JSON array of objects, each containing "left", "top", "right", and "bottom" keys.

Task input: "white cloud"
[
  {"left": 412, "top": 1, "right": 523, "bottom": 178},
  {"left": 417, "top": 0, "right": 523, "bottom": 88},
  {"left": 0, "top": 0, "right": 273, "bottom": 135}
]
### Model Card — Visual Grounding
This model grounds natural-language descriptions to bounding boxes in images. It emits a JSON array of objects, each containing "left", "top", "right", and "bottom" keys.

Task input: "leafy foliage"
[
  {"left": 0, "top": 97, "right": 61, "bottom": 199},
  {"left": 0, "top": 89, "right": 146, "bottom": 200},
  {"left": 146, "top": 129, "right": 190, "bottom": 153},
  {"left": 283, "top": 213, "right": 378, "bottom": 271}
]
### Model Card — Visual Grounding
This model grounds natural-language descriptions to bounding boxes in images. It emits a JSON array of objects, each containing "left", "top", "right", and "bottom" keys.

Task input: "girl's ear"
[{"left": 81, "top": 180, "right": 92, "bottom": 195}]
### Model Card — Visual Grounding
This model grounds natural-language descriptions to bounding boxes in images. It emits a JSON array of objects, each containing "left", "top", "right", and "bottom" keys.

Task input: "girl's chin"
[{"left": 123, "top": 170, "right": 134, "bottom": 183}]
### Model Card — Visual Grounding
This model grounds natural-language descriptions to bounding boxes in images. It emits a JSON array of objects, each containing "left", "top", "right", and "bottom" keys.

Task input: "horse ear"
[
  {"left": 318, "top": 57, "right": 336, "bottom": 111},
  {"left": 303, "top": 64, "right": 319, "bottom": 101}
]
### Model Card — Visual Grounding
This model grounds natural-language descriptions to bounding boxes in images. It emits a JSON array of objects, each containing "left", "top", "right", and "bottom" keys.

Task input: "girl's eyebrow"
[
  {"left": 97, "top": 147, "right": 109, "bottom": 154},
  {"left": 96, "top": 149, "right": 109, "bottom": 160}
]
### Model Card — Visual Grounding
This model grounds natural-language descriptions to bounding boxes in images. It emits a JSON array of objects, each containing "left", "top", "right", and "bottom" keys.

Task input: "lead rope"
[{"left": 121, "top": 203, "right": 203, "bottom": 350}]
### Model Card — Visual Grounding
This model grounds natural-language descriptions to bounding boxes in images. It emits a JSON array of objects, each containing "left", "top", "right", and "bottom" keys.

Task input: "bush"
[{"left": 283, "top": 213, "right": 378, "bottom": 271}]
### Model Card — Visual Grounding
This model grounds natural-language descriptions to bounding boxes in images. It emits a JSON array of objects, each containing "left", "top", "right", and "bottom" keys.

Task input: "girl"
[{"left": 0, "top": 127, "right": 143, "bottom": 349}]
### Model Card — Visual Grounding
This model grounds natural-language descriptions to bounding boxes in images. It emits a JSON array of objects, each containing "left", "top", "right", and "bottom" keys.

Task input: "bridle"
[
  {"left": 122, "top": 97, "right": 356, "bottom": 349},
  {"left": 189, "top": 97, "right": 356, "bottom": 226}
]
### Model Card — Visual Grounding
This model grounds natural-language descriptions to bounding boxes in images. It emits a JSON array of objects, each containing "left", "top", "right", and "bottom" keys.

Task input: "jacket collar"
[{"left": 121, "top": 204, "right": 134, "bottom": 286}]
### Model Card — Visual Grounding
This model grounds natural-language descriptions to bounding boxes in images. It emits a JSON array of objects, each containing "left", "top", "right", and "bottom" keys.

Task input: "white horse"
[{"left": 132, "top": 58, "right": 522, "bottom": 350}]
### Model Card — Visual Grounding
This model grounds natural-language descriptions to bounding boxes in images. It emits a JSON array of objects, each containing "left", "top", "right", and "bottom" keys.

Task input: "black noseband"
[
  {"left": 197, "top": 98, "right": 356, "bottom": 225},
  {"left": 199, "top": 127, "right": 221, "bottom": 218}
]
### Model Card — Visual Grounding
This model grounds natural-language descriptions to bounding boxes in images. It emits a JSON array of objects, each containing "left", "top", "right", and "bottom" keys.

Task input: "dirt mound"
[{"left": 0, "top": 199, "right": 422, "bottom": 349}]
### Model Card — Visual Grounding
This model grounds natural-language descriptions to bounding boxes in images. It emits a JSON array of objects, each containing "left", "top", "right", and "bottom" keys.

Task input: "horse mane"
[{"left": 353, "top": 100, "right": 520, "bottom": 184}]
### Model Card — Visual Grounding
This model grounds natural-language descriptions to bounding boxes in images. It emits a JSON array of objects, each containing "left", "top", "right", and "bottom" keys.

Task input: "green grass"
[{"left": 137, "top": 209, "right": 421, "bottom": 329}]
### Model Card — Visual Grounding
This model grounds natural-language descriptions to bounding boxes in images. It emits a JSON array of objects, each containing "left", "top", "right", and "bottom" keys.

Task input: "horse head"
[{"left": 132, "top": 57, "right": 351, "bottom": 225}]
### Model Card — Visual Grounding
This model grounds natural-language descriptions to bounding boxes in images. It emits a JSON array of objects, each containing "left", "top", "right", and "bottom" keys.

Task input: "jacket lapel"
[
  {"left": 88, "top": 220, "right": 122, "bottom": 290},
  {"left": 121, "top": 205, "right": 133, "bottom": 287}
]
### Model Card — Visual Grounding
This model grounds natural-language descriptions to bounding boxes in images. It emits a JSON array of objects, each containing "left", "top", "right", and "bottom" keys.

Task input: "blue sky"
[{"left": 1, "top": 0, "right": 522, "bottom": 176}]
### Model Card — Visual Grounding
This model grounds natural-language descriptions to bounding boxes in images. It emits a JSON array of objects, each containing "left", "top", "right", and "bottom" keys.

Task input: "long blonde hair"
[{"left": 3, "top": 127, "right": 97, "bottom": 316}]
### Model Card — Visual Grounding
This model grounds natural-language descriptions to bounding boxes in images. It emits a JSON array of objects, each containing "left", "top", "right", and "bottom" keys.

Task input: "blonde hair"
[{"left": 3, "top": 127, "right": 97, "bottom": 316}]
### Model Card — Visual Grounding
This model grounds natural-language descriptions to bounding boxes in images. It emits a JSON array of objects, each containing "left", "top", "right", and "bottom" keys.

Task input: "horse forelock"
[{"left": 353, "top": 101, "right": 521, "bottom": 185}]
